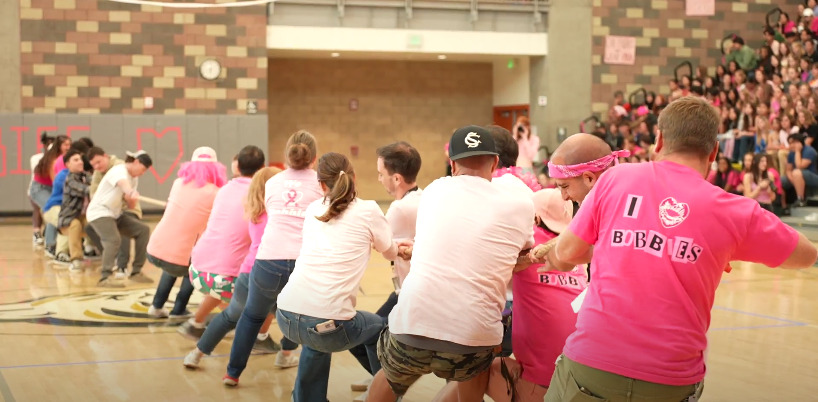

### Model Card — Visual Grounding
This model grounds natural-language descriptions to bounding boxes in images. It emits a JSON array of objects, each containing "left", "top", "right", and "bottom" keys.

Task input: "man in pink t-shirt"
[{"left": 538, "top": 97, "right": 817, "bottom": 402}]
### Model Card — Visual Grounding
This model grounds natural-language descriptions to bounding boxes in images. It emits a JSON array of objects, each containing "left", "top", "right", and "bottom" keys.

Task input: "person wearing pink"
[
  {"left": 537, "top": 97, "right": 817, "bottom": 401},
  {"left": 176, "top": 145, "right": 265, "bottom": 339},
  {"left": 743, "top": 153, "right": 777, "bottom": 212},
  {"left": 147, "top": 147, "right": 227, "bottom": 319},
  {"left": 222, "top": 130, "right": 324, "bottom": 386},
  {"left": 183, "top": 166, "right": 285, "bottom": 370},
  {"left": 513, "top": 116, "right": 540, "bottom": 173}
]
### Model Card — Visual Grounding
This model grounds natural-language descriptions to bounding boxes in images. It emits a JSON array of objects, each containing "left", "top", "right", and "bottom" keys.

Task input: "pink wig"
[{"left": 178, "top": 160, "right": 228, "bottom": 188}]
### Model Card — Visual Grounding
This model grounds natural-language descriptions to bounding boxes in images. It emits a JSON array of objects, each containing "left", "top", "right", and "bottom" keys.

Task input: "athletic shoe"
[
  {"left": 177, "top": 320, "right": 205, "bottom": 340},
  {"left": 252, "top": 336, "right": 282, "bottom": 354},
  {"left": 33, "top": 232, "right": 44, "bottom": 246},
  {"left": 274, "top": 351, "right": 300, "bottom": 368},
  {"left": 129, "top": 272, "right": 154, "bottom": 284},
  {"left": 54, "top": 253, "right": 71, "bottom": 264},
  {"left": 183, "top": 349, "right": 203, "bottom": 369},
  {"left": 222, "top": 374, "right": 239, "bottom": 387},
  {"left": 44, "top": 246, "right": 56, "bottom": 259},
  {"left": 69, "top": 260, "right": 83, "bottom": 272},
  {"left": 83, "top": 248, "right": 101, "bottom": 259},
  {"left": 114, "top": 268, "right": 127, "bottom": 280},
  {"left": 148, "top": 305, "right": 169, "bottom": 318},
  {"left": 98, "top": 277, "right": 126, "bottom": 288},
  {"left": 169, "top": 310, "right": 193, "bottom": 319},
  {"left": 351, "top": 376, "right": 373, "bottom": 392}
]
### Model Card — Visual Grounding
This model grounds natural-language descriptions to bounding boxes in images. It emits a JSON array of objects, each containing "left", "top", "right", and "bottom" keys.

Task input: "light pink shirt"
[
  {"left": 516, "top": 134, "right": 540, "bottom": 169},
  {"left": 389, "top": 175, "right": 535, "bottom": 347},
  {"left": 190, "top": 177, "right": 252, "bottom": 277},
  {"left": 276, "top": 198, "right": 398, "bottom": 320},
  {"left": 255, "top": 168, "right": 324, "bottom": 260},
  {"left": 564, "top": 161, "right": 799, "bottom": 386},
  {"left": 385, "top": 189, "right": 422, "bottom": 290},
  {"left": 147, "top": 178, "right": 219, "bottom": 266},
  {"left": 513, "top": 226, "right": 587, "bottom": 386},
  {"left": 241, "top": 213, "right": 267, "bottom": 274}
]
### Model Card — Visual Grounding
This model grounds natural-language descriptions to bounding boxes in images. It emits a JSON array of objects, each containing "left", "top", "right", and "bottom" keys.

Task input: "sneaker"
[
  {"left": 252, "top": 336, "right": 282, "bottom": 354},
  {"left": 33, "top": 232, "right": 44, "bottom": 246},
  {"left": 69, "top": 260, "right": 83, "bottom": 272},
  {"left": 54, "top": 253, "right": 71, "bottom": 264},
  {"left": 222, "top": 374, "right": 239, "bottom": 387},
  {"left": 169, "top": 310, "right": 193, "bottom": 319},
  {"left": 98, "top": 277, "right": 126, "bottom": 288},
  {"left": 148, "top": 305, "right": 169, "bottom": 318},
  {"left": 84, "top": 248, "right": 101, "bottom": 259},
  {"left": 183, "top": 349, "right": 204, "bottom": 369},
  {"left": 353, "top": 389, "right": 369, "bottom": 402},
  {"left": 177, "top": 320, "right": 205, "bottom": 340},
  {"left": 44, "top": 246, "right": 56, "bottom": 259},
  {"left": 274, "top": 351, "right": 300, "bottom": 368},
  {"left": 351, "top": 376, "right": 373, "bottom": 392},
  {"left": 129, "top": 272, "right": 154, "bottom": 284},
  {"left": 114, "top": 268, "right": 127, "bottom": 280},
  {"left": 796, "top": 199, "right": 808, "bottom": 208}
]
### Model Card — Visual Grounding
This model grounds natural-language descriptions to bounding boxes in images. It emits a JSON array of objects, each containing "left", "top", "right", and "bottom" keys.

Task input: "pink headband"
[{"left": 548, "top": 150, "right": 631, "bottom": 179}]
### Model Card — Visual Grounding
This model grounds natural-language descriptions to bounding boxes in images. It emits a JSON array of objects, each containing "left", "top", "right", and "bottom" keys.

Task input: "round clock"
[{"left": 199, "top": 59, "right": 222, "bottom": 81}]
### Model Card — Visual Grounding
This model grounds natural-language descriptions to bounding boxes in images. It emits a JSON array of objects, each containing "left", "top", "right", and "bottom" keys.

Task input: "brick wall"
[
  {"left": 19, "top": 0, "right": 267, "bottom": 114},
  {"left": 267, "top": 59, "right": 493, "bottom": 200},
  {"left": 591, "top": 0, "right": 802, "bottom": 115}
]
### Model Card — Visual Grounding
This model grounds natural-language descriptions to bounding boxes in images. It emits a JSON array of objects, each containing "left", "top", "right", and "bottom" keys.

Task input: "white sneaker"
[
  {"left": 183, "top": 349, "right": 203, "bottom": 369},
  {"left": 69, "top": 260, "right": 83, "bottom": 272},
  {"left": 351, "top": 376, "right": 373, "bottom": 391},
  {"left": 274, "top": 351, "right": 299, "bottom": 368},
  {"left": 114, "top": 268, "right": 127, "bottom": 280},
  {"left": 353, "top": 389, "right": 369, "bottom": 402},
  {"left": 148, "top": 305, "right": 169, "bottom": 318}
]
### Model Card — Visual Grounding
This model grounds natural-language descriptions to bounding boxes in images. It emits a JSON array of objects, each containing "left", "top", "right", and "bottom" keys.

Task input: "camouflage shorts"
[{"left": 376, "top": 327, "right": 495, "bottom": 396}]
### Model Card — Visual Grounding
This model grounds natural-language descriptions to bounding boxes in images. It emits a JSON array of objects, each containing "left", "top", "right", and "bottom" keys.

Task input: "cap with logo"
[{"left": 448, "top": 125, "right": 499, "bottom": 161}]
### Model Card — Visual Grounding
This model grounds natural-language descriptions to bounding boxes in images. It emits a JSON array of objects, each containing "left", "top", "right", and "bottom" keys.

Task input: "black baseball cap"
[{"left": 448, "top": 125, "right": 499, "bottom": 161}]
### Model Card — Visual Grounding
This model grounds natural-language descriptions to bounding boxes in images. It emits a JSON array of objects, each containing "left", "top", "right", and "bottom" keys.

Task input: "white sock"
[
  {"left": 189, "top": 318, "right": 205, "bottom": 329},
  {"left": 257, "top": 332, "right": 269, "bottom": 341}
]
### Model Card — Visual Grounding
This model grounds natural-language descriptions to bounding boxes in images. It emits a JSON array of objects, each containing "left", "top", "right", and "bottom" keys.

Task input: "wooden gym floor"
[{"left": 0, "top": 218, "right": 817, "bottom": 401}]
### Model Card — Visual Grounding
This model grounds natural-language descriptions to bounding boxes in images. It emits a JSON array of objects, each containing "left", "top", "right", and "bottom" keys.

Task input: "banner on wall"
[
  {"left": 686, "top": 0, "right": 715, "bottom": 16},
  {"left": 603, "top": 36, "right": 636, "bottom": 65}
]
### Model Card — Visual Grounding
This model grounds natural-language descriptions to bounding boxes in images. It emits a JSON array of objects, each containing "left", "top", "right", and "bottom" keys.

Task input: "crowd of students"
[{"left": 597, "top": 3, "right": 818, "bottom": 216}]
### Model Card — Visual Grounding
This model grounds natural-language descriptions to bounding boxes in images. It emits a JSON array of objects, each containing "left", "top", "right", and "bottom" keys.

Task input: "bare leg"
[
  {"left": 260, "top": 313, "right": 274, "bottom": 333},
  {"left": 193, "top": 296, "right": 223, "bottom": 325},
  {"left": 792, "top": 169, "right": 806, "bottom": 199},
  {"left": 367, "top": 371, "right": 398, "bottom": 402},
  {"left": 455, "top": 370, "right": 491, "bottom": 402}
]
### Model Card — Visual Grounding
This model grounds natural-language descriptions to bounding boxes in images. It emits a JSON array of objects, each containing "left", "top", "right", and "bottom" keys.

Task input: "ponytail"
[{"left": 315, "top": 152, "right": 357, "bottom": 222}]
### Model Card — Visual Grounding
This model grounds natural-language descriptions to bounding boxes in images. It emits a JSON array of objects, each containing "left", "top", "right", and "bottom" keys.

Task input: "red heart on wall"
[{"left": 136, "top": 127, "right": 184, "bottom": 184}]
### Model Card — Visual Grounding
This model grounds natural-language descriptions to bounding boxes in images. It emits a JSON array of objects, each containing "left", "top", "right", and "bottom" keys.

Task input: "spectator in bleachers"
[
  {"left": 780, "top": 11, "right": 797, "bottom": 35},
  {"left": 798, "top": 110, "right": 818, "bottom": 145},
  {"left": 709, "top": 156, "right": 742, "bottom": 195},
  {"left": 783, "top": 134, "right": 818, "bottom": 207},
  {"left": 743, "top": 154, "right": 778, "bottom": 212}
]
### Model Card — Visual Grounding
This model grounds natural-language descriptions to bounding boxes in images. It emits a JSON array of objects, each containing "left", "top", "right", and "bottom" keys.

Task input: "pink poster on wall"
[
  {"left": 604, "top": 35, "right": 636, "bottom": 65},
  {"left": 686, "top": 0, "right": 715, "bottom": 16}
]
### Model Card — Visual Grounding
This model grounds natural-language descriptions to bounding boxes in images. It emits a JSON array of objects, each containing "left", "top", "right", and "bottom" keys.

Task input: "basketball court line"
[
  {"left": 0, "top": 353, "right": 229, "bottom": 370},
  {"left": 712, "top": 306, "right": 809, "bottom": 325}
]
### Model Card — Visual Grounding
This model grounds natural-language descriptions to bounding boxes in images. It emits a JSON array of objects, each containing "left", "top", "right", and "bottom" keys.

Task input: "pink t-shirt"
[
  {"left": 190, "top": 177, "right": 252, "bottom": 277},
  {"left": 512, "top": 226, "right": 587, "bottom": 387},
  {"left": 147, "top": 178, "right": 219, "bottom": 266},
  {"left": 516, "top": 134, "right": 540, "bottom": 169},
  {"left": 564, "top": 161, "right": 799, "bottom": 386},
  {"left": 241, "top": 213, "right": 267, "bottom": 274},
  {"left": 53, "top": 156, "right": 66, "bottom": 177},
  {"left": 255, "top": 168, "right": 324, "bottom": 260}
]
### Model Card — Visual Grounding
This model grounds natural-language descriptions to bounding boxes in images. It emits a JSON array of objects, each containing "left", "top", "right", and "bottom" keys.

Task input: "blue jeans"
[
  {"left": 226, "top": 259, "right": 297, "bottom": 378},
  {"left": 349, "top": 291, "right": 397, "bottom": 374},
  {"left": 277, "top": 309, "right": 385, "bottom": 402},
  {"left": 199, "top": 272, "right": 298, "bottom": 355},
  {"left": 148, "top": 254, "right": 194, "bottom": 315}
]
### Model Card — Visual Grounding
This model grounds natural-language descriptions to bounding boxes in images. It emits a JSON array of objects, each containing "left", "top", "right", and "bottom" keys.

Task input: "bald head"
[{"left": 550, "top": 133, "right": 614, "bottom": 166}]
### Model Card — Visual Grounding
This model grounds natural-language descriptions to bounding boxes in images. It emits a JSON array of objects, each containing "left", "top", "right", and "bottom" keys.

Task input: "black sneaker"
[
  {"left": 32, "top": 232, "right": 44, "bottom": 246},
  {"left": 53, "top": 253, "right": 71, "bottom": 265},
  {"left": 797, "top": 199, "right": 808, "bottom": 208},
  {"left": 177, "top": 321, "right": 206, "bottom": 340}
]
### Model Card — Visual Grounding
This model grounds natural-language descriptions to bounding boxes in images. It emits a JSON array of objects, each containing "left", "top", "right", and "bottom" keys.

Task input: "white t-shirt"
[
  {"left": 29, "top": 153, "right": 43, "bottom": 192},
  {"left": 387, "top": 188, "right": 422, "bottom": 292},
  {"left": 493, "top": 173, "right": 536, "bottom": 301},
  {"left": 276, "top": 198, "right": 398, "bottom": 321},
  {"left": 388, "top": 175, "right": 535, "bottom": 347},
  {"left": 86, "top": 164, "right": 137, "bottom": 222}
]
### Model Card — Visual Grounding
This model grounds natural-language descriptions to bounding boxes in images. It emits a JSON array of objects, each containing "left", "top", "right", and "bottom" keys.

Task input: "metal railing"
[{"left": 269, "top": 0, "right": 549, "bottom": 22}]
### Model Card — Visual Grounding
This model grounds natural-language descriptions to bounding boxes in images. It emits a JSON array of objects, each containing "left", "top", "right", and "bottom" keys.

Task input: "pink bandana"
[{"left": 547, "top": 150, "right": 631, "bottom": 179}]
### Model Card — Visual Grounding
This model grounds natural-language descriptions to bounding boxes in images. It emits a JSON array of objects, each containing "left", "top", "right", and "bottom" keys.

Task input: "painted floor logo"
[{"left": 0, "top": 289, "right": 200, "bottom": 327}]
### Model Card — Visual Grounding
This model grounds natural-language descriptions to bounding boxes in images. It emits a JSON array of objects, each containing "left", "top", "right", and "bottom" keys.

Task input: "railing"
[{"left": 269, "top": 0, "right": 549, "bottom": 22}]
